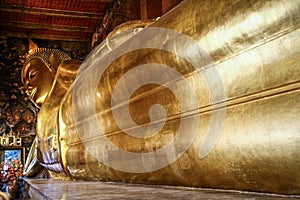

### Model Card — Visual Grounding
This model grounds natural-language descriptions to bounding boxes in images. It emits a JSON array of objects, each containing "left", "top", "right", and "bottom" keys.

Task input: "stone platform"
[{"left": 24, "top": 179, "right": 299, "bottom": 200}]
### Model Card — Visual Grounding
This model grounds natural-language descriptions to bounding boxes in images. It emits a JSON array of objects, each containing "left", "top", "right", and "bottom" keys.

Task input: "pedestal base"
[{"left": 23, "top": 179, "right": 298, "bottom": 200}]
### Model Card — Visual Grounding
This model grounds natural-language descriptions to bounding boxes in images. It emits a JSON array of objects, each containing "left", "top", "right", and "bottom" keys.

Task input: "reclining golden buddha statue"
[{"left": 22, "top": 0, "right": 299, "bottom": 195}]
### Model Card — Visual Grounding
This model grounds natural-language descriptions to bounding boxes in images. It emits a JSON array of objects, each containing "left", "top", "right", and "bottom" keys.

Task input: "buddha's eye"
[{"left": 28, "top": 70, "right": 38, "bottom": 80}]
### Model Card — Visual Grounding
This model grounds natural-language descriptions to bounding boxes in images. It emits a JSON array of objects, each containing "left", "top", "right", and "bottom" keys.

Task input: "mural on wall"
[{"left": 0, "top": 36, "right": 37, "bottom": 148}]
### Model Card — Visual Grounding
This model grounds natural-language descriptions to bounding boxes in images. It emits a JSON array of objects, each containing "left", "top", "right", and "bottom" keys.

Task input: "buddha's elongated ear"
[{"left": 49, "top": 53, "right": 61, "bottom": 71}]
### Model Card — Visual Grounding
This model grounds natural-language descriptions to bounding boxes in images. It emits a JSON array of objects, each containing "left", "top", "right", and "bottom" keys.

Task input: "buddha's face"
[{"left": 22, "top": 59, "right": 54, "bottom": 108}]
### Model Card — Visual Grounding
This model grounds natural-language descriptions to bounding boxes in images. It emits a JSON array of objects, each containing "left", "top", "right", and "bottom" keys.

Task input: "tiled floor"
[{"left": 24, "top": 179, "right": 299, "bottom": 200}]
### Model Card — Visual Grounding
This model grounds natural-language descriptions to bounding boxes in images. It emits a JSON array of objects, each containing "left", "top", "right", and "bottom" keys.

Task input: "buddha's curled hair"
[{"left": 22, "top": 48, "right": 71, "bottom": 78}]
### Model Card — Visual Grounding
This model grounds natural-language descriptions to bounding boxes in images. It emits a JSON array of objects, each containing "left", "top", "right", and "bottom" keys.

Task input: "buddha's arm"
[{"left": 24, "top": 138, "right": 46, "bottom": 177}]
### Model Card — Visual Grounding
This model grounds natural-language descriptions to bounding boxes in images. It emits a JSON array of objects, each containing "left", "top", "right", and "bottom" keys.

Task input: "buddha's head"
[{"left": 22, "top": 40, "right": 71, "bottom": 108}]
